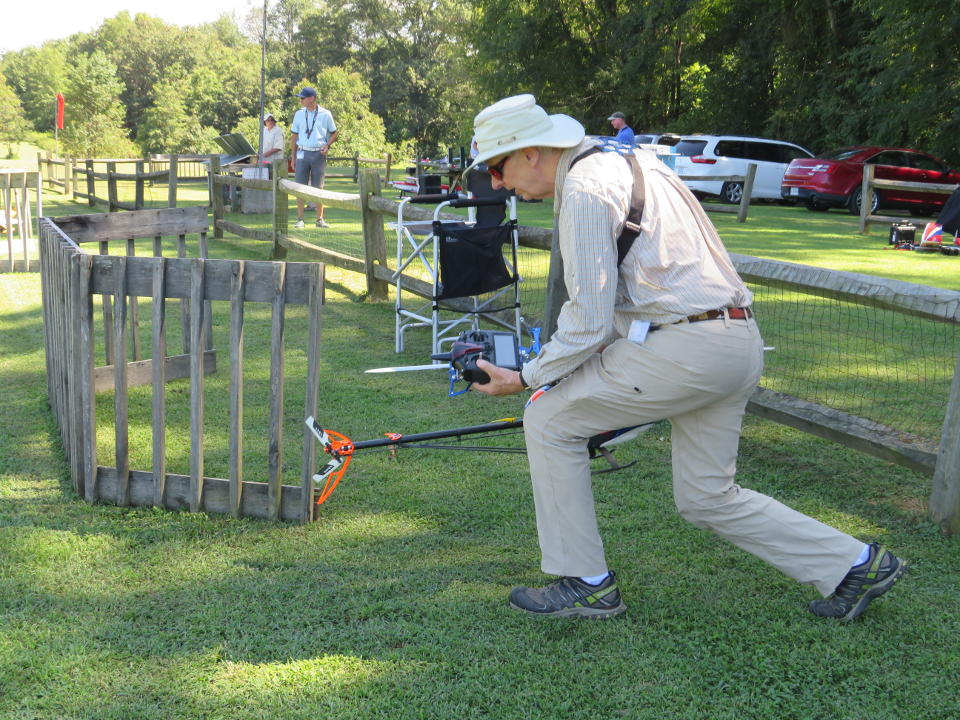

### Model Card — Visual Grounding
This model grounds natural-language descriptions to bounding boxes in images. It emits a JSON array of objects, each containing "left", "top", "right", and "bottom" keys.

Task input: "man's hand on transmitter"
[{"left": 471, "top": 359, "right": 524, "bottom": 397}]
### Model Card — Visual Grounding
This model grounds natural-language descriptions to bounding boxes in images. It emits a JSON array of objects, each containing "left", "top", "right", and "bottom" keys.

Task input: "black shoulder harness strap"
[{"left": 569, "top": 146, "right": 646, "bottom": 266}]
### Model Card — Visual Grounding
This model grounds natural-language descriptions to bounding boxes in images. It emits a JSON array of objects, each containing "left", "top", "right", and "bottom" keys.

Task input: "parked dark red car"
[{"left": 781, "top": 146, "right": 960, "bottom": 215}]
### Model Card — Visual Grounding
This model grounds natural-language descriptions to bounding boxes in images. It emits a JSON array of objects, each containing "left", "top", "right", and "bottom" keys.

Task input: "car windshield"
[
  {"left": 820, "top": 148, "right": 864, "bottom": 161},
  {"left": 675, "top": 139, "right": 709, "bottom": 156}
]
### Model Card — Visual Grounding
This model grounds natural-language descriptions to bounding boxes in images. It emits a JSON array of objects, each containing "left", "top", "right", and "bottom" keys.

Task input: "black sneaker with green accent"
[
  {"left": 509, "top": 572, "right": 627, "bottom": 618},
  {"left": 809, "top": 543, "right": 905, "bottom": 621}
]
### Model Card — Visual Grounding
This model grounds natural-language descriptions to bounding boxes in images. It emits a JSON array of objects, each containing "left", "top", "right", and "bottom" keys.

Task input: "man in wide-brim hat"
[{"left": 467, "top": 94, "right": 905, "bottom": 621}]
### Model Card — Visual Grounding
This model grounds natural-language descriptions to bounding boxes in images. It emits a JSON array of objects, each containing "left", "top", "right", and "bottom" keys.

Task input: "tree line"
[{"left": 2, "top": 0, "right": 957, "bottom": 166}]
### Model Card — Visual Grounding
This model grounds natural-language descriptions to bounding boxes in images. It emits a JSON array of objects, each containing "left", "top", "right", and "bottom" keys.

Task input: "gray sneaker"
[
  {"left": 294, "top": 219, "right": 305, "bottom": 229},
  {"left": 316, "top": 218, "right": 330, "bottom": 228},
  {"left": 809, "top": 543, "right": 905, "bottom": 621},
  {"left": 509, "top": 572, "right": 626, "bottom": 618}
]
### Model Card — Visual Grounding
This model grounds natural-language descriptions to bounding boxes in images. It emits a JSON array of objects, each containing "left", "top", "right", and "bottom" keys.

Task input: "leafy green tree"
[
  {"left": 81, "top": 13, "right": 194, "bottom": 134},
  {"left": 61, "top": 51, "right": 136, "bottom": 157},
  {"left": 137, "top": 72, "right": 194, "bottom": 153},
  {"left": 0, "top": 74, "right": 28, "bottom": 157},
  {"left": 856, "top": 0, "right": 960, "bottom": 164},
  {"left": 182, "top": 41, "right": 264, "bottom": 134},
  {"left": 341, "top": 0, "right": 479, "bottom": 154},
  {"left": 471, "top": 0, "right": 621, "bottom": 131},
  {"left": 244, "top": 0, "right": 323, "bottom": 87},
  {"left": 292, "top": 7, "right": 356, "bottom": 77},
  {"left": 1, "top": 43, "right": 69, "bottom": 132}
]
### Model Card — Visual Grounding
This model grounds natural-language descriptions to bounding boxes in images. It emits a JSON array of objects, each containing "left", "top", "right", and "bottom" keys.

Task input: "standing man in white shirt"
[
  {"left": 290, "top": 87, "right": 338, "bottom": 229},
  {"left": 467, "top": 94, "right": 905, "bottom": 622},
  {"left": 259, "top": 113, "right": 286, "bottom": 169}
]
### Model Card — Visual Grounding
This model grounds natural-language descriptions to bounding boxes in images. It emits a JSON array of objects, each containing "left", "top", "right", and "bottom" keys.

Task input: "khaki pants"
[{"left": 522, "top": 316, "right": 863, "bottom": 596}]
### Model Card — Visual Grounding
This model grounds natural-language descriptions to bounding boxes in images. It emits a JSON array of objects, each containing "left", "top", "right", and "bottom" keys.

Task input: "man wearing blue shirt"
[
  {"left": 608, "top": 111, "right": 635, "bottom": 146},
  {"left": 290, "top": 87, "right": 338, "bottom": 228}
]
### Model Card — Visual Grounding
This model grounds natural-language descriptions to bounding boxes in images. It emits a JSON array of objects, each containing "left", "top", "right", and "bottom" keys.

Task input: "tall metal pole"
[{"left": 257, "top": 0, "right": 268, "bottom": 171}]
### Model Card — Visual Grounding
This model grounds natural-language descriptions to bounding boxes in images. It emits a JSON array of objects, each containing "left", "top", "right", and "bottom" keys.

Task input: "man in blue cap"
[{"left": 290, "top": 86, "right": 338, "bottom": 228}]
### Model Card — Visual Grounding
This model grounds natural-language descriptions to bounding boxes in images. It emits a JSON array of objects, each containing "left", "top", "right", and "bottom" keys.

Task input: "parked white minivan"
[{"left": 673, "top": 135, "right": 814, "bottom": 203}]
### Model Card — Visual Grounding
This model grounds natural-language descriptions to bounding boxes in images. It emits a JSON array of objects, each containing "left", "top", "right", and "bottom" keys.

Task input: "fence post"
[
  {"left": 930, "top": 351, "right": 960, "bottom": 534},
  {"left": 85, "top": 159, "right": 96, "bottom": 207},
  {"left": 34, "top": 171, "right": 42, "bottom": 233},
  {"left": 36, "top": 152, "right": 44, "bottom": 187},
  {"left": 353, "top": 152, "right": 360, "bottom": 182},
  {"left": 859, "top": 164, "right": 874, "bottom": 234},
  {"left": 3, "top": 179, "right": 12, "bottom": 272},
  {"left": 358, "top": 168, "right": 389, "bottom": 301},
  {"left": 188, "top": 259, "right": 207, "bottom": 513},
  {"left": 210, "top": 156, "right": 224, "bottom": 239},
  {"left": 65, "top": 157, "right": 73, "bottom": 199},
  {"left": 272, "top": 161, "right": 289, "bottom": 259},
  {"left": 168, "top": 154, "right": 179, "bottom": 208},
  {"left": 107, "top": 162, "right": 118, "bottom": 212},
  {"left": 737, "top": 163, "right": 756, "bottom": 223},
  {"left": 44, "top": 151, "right": 52, "bottom": 190},
  {"left": 135, "top": 160, "right": 145, "bottom": 210}
]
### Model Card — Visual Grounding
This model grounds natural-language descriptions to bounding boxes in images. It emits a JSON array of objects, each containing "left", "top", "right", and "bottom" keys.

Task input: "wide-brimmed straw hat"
[{"left": 465, "top": 94, "right": 584, "bottom": 172}]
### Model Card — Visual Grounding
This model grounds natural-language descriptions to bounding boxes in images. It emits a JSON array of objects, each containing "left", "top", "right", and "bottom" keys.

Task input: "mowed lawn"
[{"left": 1, "top": 180, "right": 958, "bottom": 720}]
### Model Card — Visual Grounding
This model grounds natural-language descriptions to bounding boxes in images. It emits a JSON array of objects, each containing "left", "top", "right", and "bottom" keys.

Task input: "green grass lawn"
[{"left": 1, "top": 180, "right": 959, "bottom": 719}]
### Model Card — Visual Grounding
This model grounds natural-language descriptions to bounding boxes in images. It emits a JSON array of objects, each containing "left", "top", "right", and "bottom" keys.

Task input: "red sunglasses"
[{"left": 487, "top": 154, "right": 511, "bottom": 180}]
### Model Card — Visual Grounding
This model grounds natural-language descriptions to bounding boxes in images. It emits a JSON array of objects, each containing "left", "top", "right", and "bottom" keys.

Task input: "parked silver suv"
[{"left": 673, "top": 135, "right": 814, "bottom": 203}]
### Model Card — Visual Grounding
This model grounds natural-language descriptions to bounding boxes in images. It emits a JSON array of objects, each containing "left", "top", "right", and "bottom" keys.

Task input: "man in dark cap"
[
  {"left": 290, "top": 86, "right": 338, "bottom": 228},
  {"left": 608, "top": 111, "right": 635, "bottom": 146}
]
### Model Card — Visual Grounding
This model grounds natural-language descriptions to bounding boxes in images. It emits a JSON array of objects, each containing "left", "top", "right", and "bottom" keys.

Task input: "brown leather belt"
[{"left": 650, "top": 306, "right": 752, "bottom": 332}]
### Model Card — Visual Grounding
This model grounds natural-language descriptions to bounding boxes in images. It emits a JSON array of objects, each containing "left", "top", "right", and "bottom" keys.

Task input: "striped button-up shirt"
[{"left": 521, "top": 139, "right": 752, "bottom": 388}]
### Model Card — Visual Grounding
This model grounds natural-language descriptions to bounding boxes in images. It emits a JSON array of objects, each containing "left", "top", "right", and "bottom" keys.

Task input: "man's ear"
[{"left": 521, "top": 147, "right": 542, "bottom": 166}]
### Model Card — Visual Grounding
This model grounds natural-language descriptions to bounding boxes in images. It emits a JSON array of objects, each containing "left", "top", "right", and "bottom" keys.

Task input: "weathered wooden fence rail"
[
  {"left": 323, "top": 152, "right": 394, "bottom": 182},
  {"left": 858, "top": 164, "right": 959, "bottom": 234},
  {"left": 148, "top": 154, "right": 216, "bottom": 182},
  {"left": 39, "top": 208, "right": 326, "bottom": 523},
  {"left": 51, "top": 206, "right": 214, "bottom": 370},
  {"left": 38, "top": 153, "right": 191, "bottom": 210}
]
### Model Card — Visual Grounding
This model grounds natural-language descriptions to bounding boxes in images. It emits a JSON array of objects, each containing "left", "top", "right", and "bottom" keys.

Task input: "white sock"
[
  {"left": 852, "top": 543, "right": 871, "bottom": 567},
  {"left": 579, "top": 572, "right": 610, "bottom": 586}
]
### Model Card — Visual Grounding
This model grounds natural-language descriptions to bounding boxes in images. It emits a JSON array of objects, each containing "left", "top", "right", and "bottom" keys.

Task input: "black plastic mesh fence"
[{"left": 748, "top": 281, "right": 958, "bottom": 442}]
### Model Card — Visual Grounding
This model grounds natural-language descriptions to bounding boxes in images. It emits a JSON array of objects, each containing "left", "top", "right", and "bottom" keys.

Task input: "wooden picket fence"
[
  {"left": 1, "top": 169, "right": 42, "bottom": 272},
  {"left": 39, "top": 208, "right": 325, "bottom": 523}
]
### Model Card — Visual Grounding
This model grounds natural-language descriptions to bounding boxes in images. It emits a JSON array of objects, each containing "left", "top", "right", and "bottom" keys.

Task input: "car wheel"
[
  {"left": 846, "top": 187, "right": 880, "bottom": 215},
  {"left": 720, "top": 181, "right": 743, "bottom": 204}
]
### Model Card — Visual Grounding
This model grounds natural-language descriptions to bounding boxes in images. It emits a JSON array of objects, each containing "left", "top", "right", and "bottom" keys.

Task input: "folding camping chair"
[{"left": 391, "top": 182, "right": 522, "bottom": 356}]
